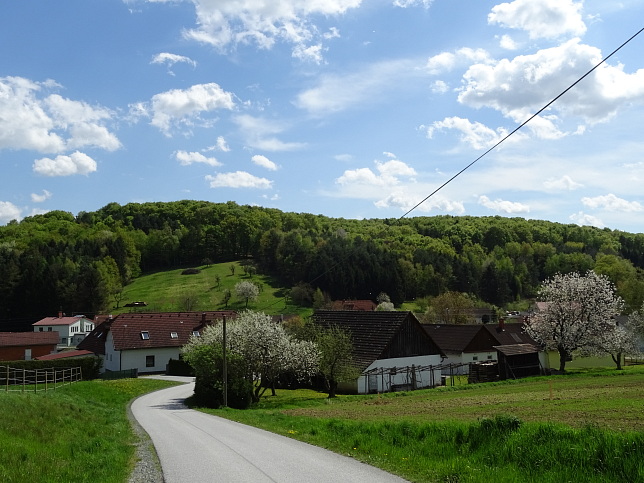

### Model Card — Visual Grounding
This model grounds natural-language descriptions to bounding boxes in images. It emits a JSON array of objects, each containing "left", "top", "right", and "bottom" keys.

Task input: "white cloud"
[
  {"left": 543, "top": 175, "right": 583, "bottom": 191},
  {"left": 569, "top": 211, "right": 604, "bottom": 228},
  {"left": 457, "top": 39, "right": 644, "bottom": 130},
  {"left": 426, "top": 47, "right": 491, "bottom": 75},
  {"left": 375, "top": 192, "right": 464, "bottom": 214},
  {"left": 292, "top": 44, "right": 325, "bottom": 64},
  {"left": 295, "top": 58, "right": 420, "bottom": 115},
  {"left": 33, "top": 151, "right": 97, "bottom": 177},
  {"left": 31, "top": 189, "right": 52, "bottom": 203},
  {"left": 498, "top": 34, "right": 518, "bottom": 50},
  {"left": 181, "top": 0, "right": 361, "bottom": 62},
  {"left": 233, "top": 114, "right": 305, "bottom": 151},
  {"left": 150, "top": 83, "right": 235, "bottom": 135},
  {"left": 334, "top": 153, "right": 353, "bottom": 162},
  {"left": 393, "top": 0, "right": 434, "bottom": 8},
  {"left": 151, "top": 52, "right": 197, "bottom": 74},
  {"left": 488, "top": 0, "right": 586, "bottom": 40},
  {"left": 0, "top": 201, "right": 22, "bottom": 224},
  {"left": 336, "top": 159, "right": 417, "bottom": 187},
  {"left": 424, "top": 116, "right": 514, "bottom": 150},
  {"left": 478, "top": 195, "right": 530, "bottom": 214},
  {"left": 581, "top": 193, "right": 643, "bottom": 212},
  {"left": 205, "top": 136, "right": 231, "bottom": 152},
  {"left": 252, "top": 154, "right": 278, "bottom": 171},
  {"left": 430, "top": 80, "right": 449, "bottom": 94},
  {"left": 205, "top": 171, "right": 273, "bottom": 189},
  {"left": 175, "top": 150, "right": 222, "bottom": 167},
  {"left": 0, "top": 77, "right": 119, "bottom": 153}
]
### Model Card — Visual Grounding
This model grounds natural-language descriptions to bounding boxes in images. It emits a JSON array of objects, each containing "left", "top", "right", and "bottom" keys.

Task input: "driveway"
[{"left": 130, "top": 376, "right": 407, "bottom": 482}]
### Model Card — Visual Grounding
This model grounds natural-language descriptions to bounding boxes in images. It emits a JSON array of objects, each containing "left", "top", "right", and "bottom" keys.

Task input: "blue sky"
[{"left": 1, "top": 0, "right": 643, "bottom": 233}]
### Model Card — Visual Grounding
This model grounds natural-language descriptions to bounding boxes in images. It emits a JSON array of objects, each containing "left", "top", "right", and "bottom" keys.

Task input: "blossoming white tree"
[
  {"left": 182, "top": 310, "right": 320, "bottom": 403},
  {"left": 586, "top": 302, "right": 644, "bottom": 369},
  {"left": 235, "top": 280, "right": 259, "bottom": 307},
  {"left": 526, "top": 270, "right": 624, "bottom": 372}
]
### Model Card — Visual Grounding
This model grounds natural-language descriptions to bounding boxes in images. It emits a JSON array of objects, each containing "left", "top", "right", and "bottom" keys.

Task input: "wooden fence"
[{"left": 0, "top": 365, "right": 82, "bottom": 392}]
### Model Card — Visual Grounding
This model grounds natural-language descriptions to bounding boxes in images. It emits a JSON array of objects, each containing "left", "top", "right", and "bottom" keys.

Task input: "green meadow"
[
  {"left": 115, "top": 261, "right": 310, "bottom": 317},
  {"left": 197, "top": 367, "right": 644, "bottom": 483}
]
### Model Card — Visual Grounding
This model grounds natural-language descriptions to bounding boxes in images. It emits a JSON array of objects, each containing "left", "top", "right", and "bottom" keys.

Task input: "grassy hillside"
[{"left": 115, "top": 261, "right": 311, "bottom": 317}]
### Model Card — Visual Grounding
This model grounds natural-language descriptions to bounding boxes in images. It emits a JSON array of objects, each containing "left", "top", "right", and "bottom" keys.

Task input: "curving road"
[{"left": 130, "top": 376, "right": 407, "bottom": 483}]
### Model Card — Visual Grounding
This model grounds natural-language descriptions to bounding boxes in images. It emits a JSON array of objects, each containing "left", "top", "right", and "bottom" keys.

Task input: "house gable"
[{"left": 311, "top": 310, "right": 441, "bottom": 371}]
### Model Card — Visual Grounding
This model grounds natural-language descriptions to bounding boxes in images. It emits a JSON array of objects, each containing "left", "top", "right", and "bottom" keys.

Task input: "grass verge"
[
  {"left": 0, "top": 378, "right": 176, "bottom": 483},
  {"left": 194, "top": 367, "right": 644, "bottom": 482}
]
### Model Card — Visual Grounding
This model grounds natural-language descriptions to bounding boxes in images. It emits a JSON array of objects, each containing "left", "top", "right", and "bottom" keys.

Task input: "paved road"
[{"left": 131, "top": 376, "right": 407, "bottom": 483}]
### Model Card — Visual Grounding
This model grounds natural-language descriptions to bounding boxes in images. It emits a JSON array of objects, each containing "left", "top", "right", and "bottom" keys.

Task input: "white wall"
[
  {"left": 120, "top": 347, "right": 180, "bottom": 374},
  {"left": 357, "top": 354, "right": 442, "bottom": 394}
]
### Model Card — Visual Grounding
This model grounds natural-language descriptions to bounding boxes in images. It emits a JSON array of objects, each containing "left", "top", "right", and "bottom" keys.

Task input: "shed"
[{"left": 494, "top": 343, "right": 543, "bottom": 380}]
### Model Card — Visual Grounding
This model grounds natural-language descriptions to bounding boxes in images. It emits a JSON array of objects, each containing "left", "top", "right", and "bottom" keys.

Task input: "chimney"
[
  {"left": 498, "top": 318, "right": 505, "bottom": 331},
  {"left": 58, "top": 308, "right": 63, "bottom": 319}
]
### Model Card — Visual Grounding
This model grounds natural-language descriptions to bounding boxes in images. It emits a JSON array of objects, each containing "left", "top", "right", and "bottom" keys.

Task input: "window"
[
  {"left": 192, "top": 331, "right": 200, "bottom": 337},
  {"left": 146, "top": 355, "right": 155, "bottom": 368},
  {"left": 472, "top": 356, "right": 478, "bottom": 361},
  {"left": 47, "top": 327, "right": 52, "bottom": 331},
  {"left": 39, "top": 327, "right": 43, "bottom": 332},
  {"left": 141, "top": 331, "right": 149, "bottom": 340},
  {"left": 170, "top": 332, "right": 178, "bottom": 339},
  {"left": 487, "top": 355, "right": 493, "bottom": 360},
  {"left": 62, "top": 337, "right": 67, "bottom": 344}
]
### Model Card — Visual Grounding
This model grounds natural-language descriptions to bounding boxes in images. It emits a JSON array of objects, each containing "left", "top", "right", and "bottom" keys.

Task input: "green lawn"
[{"left": 0, "top": 378, "right": 176, "bottom": 483}]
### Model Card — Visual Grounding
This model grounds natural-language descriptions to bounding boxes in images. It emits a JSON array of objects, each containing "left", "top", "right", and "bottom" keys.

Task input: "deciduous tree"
[
  {"left": 526, "top": 270, "right": 624, "bottom": 371},
  {"left": 182, "top": 311, "right": 320, "bottom": 403}
]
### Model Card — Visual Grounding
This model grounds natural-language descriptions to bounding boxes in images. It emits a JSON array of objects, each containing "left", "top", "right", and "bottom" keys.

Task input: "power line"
[
  {"left": 399, "top": 26, "right": 644, "bottom": 219},
  {"left": 261, "top": 26, "right": 644, "bottom": 311}
]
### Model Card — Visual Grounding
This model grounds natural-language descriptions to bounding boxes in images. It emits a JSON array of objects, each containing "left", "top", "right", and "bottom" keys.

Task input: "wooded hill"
[{"left": 1, "top": 200, "right": 643, "bottom": 322}]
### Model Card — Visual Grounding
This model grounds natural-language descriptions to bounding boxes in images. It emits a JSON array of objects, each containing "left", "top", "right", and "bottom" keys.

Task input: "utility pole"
[{"left": 222, "top": 315, "right": 228, "bottom": 407}]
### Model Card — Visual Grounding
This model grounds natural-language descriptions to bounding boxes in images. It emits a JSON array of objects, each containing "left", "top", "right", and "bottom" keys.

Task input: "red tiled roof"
[
  {"left": 79, "top": 311, "right": 237, "bottom": 353},
  {"left": 0, "top": 332, "right": 59, "bottom": 347},
  {"left": 330, "top": 300, "right": 376, "bottom": 311},
  {"left": 35, "top": 350, "right": 94, "bottom": 361},
  {"left": 33, "top": 316, "right": 91, "bottom": 327}
]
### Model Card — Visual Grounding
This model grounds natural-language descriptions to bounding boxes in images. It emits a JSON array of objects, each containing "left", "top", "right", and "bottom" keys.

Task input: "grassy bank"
[
  {"left": 198, "top": 367, "right": 644, "bottom": 482},
  {"left": 0, "top": 378, "right": 176, "bottom": 483}
]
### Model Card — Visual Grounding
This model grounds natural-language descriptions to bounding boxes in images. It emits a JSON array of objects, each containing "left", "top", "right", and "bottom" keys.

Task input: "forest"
[{"left": 1, "top": 200, "right": 643, "bottom": 324}]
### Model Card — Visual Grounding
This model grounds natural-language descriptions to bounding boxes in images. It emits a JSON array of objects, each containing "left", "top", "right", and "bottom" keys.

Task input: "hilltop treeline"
[{"left": 1, "top": 200, "right": 643, "bottom": 319}]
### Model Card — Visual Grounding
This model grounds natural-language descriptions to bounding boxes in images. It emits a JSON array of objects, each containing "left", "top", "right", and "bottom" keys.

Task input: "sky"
[{"left": 1, "top": 0, "right": 644, "bottom": 234}]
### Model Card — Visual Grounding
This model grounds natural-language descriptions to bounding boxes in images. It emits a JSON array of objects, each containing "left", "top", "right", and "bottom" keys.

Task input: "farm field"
[{"left": 197, "top": 367, "right": 644, "bottom": 482}]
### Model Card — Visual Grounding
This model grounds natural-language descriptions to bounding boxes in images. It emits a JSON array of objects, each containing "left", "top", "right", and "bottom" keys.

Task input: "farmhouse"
[
  {"left": 422, "top": 320, "right": 547, "bottom": 374},
  {"left": 310, "top": 310, "right": 444, "bottom": 394},
  {"left": 32, "top": 312, "right": 95, "bottom": 348},
  {"left": 0, "top": 332, "right": 59, "bottom": 361},
  {"left": 78, "top": 311, "right": 236, "bottom": 374}
]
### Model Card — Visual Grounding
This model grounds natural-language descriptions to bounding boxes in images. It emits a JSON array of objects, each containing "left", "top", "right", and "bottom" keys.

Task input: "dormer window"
[
  {"left": 170, "top": 332, "right": 178, "bottom": 339},
  {"left": 192, "top": 331, "right": 200, "bottom": 337},
  {"left": 141, "top": 331, "right": 149, "bottom": 340}
]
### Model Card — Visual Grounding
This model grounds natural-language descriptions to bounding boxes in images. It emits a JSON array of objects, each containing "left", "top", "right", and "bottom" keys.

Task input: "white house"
[
  {"left": 311, "top": 310, "right": 444, "bottom": 394},
  {"left": 32, "top": 313, "right": 95, "bottom": 348},
  {"left": 78, "top": 311, "right": 236, "bottom": 374}
]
